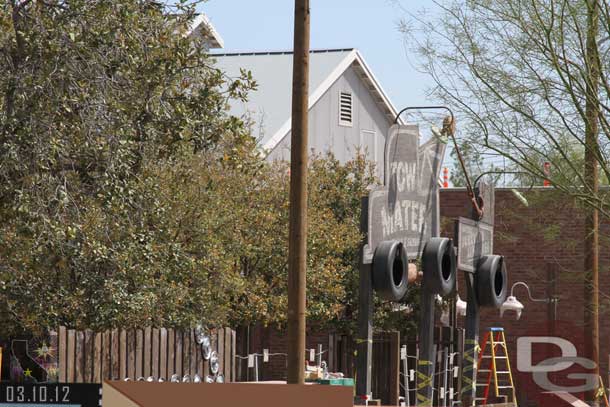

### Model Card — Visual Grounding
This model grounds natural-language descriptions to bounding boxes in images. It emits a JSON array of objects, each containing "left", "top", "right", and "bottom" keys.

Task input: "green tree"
[
  {"left": 401, "top": 0, "right": 610, "bottom": 216},
  {"left": 0, "top": 0, "right": 255, "bottom": 335}
]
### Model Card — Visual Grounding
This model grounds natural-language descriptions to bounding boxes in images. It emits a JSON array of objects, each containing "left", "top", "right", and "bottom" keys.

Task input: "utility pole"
[
  {"left": 584, "top": 0, "right": 600, "bottom": 404},
  {"left": 287, "top": 0, "right": 310, "bottom": 385}
]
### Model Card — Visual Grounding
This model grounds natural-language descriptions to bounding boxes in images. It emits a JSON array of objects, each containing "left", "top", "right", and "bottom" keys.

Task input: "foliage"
[
  {"left": 401, "top": 0, "right": 610, "bottom": 217},
  {"left": 0, "top": 0, "right": 256, "bottom": 336}
]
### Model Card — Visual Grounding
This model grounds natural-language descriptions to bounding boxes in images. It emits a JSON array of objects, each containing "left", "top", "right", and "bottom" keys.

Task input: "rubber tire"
[
  {"left": 475, "top": 255, "right": 508, "bottom": 308},
  {"left": 422, "top": 237, "right": 457, "bottom": 297},
  {"left": 372, "top": 240, "right": 409, "bottom": 302}
]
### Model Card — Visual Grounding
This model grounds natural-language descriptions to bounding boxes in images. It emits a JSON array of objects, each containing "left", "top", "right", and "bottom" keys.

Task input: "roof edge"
[
  {"left": 211, "top": 48, "right": 355, "bottom": 57},
  {"left": 189, "top": 13, "right": 224, "bottom": 49},
  {"left": 262, "top": 49, "right": 403, "bottom": 152}
]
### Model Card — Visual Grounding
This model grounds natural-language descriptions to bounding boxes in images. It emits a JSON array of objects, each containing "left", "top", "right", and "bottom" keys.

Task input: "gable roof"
[
  {"left": 188, "top": 13, "right": 224, "bottom": 49},
  {"left": 212, "top": 49, "right": 399, "bottom": 151}
]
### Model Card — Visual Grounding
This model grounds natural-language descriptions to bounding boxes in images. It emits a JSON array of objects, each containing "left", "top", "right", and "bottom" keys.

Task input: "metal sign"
[
  {"left": 365, "top": 124, "right": 446, "bottom": 261},
  {"left": 456, "top": 217, "right": 493, "bottom": 272}
]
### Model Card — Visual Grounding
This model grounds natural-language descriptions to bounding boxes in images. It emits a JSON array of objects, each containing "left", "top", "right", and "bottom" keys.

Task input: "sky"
[{"left": 200, "top": 0, "right": 436, "bottom": 111}]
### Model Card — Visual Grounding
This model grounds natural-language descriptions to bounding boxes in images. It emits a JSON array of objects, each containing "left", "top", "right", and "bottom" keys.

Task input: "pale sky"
[{"left": 200, "top": 0, "right": 437, "bottom": 111}]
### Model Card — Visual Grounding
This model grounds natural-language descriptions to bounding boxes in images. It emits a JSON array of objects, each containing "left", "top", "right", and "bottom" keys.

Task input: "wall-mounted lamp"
[
  {"left": 500, "top": 281, "right": 556, "bottom": 320},
  {"left": 440, "top": 294, "right": 467, "bottom": 325}
]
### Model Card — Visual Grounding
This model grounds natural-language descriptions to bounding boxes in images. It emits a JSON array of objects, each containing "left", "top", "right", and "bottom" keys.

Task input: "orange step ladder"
[{"left": 474, "top": 327, "right": 517, "bottom": 406}]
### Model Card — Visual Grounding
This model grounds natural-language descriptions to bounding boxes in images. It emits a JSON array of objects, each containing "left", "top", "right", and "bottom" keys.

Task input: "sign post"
[
  {"left": 356, "top": 123, "right": 446, "bottom": 403},
  {"left": 458, "top": 176, "right": 495, "bottom": 407}
]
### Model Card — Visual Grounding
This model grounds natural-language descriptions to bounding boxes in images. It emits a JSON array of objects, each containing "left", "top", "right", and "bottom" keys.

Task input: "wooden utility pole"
[
  {"left": 287, "top": 0, "right": 310, "bottom": 385},
  {"left": 584, "top": 0, "right": 600, "bottom": 403}
]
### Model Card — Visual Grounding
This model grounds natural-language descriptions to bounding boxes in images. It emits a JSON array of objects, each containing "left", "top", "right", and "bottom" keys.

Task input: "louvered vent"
[{"left": 339, "top": 91, "right": 353, "bottom": 126}]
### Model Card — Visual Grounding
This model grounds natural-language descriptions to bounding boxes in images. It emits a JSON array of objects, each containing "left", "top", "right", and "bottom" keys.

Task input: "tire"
[
  {"left": 422, "top": 237, "right": 457, "bottom": 297},
  {"left": 372, "top": 240, "right": 409, "bottom": 302},
  {"left": 475, "top": 255, "right": 508, "bottom": 308}
]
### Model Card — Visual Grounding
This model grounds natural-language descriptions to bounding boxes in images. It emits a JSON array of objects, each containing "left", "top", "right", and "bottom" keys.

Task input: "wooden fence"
[{"left": 57, "top": 327, "right": 236, "bottom": 383}]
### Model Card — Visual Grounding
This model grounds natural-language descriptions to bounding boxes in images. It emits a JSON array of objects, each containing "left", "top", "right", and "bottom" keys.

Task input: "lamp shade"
[
  {"left": 456, "top": 295, "right": 467, "bottom": 316},
  {"left": 500, "top": 295, "right": 524, "bottom": 319}
]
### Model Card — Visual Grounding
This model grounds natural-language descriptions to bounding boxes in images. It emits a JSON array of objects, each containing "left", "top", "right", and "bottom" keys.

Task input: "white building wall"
[{"left": 266, "top": 64, "right": 391, "bottom": 178}]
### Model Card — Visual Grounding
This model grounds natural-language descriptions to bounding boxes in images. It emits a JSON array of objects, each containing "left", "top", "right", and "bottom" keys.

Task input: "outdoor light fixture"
[
  {"left": 439, "top": 294, "right": 467, "bottom": 325},
  {"left": 210, "top": 351, "right": 220, "bottom": 375},
  {"left": 500, "top": 295, "right": 524, "bottom": 319},
  {"left": 456, "top": 294, "right": 467, "bottom": 316},
  {"left": 170, "top": 374, "right": 180, "bottom": 383},
  {"left": 137, "top": 377, "right": 145, "bottom": 381},
  {"left": 215, "top": 374, "right": 225, "bottom": 383},
  {"left": 193, "top": 374, "right": 202, "bottom": 383},
  {"left": 146, "top": 376, "right": 155, "bottom": 382},
  {"left": 182, "top": 374, "right": 191, "bottom": 383},
  {"left": 500, "top": 281, "right": 554, "bottom": 320},
  {"left": 158, "top": 377, "right": 164, "bottom": 382}
]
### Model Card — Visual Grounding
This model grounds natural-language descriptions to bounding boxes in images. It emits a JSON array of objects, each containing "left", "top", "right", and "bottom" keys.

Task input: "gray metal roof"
[{"left": 212, "top": 49, "right": 357, "bottom": 147}]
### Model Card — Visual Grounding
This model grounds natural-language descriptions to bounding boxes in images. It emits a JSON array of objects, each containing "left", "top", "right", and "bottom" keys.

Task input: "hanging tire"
[
  {"left": 372, "top": 240, "right": 409, "bottom": 302},
  {"left": 421, "top": 237, "right": 457, "bottom": 297},
  {"left": 475, "top": 255, "right": 508, "bottom": 308}
]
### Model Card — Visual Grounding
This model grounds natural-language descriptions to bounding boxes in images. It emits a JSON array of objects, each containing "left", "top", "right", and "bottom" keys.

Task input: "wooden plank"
[
  {"left": 194, "top": 329, "right": 202, "bottom": 377},
  {"left": 231, "top": 329, "right": 236, "bottom": 382},
  {"left": 217, "top": 328, "right": 225, "bottom": 376},
  {"left": 58, "top": 327, "right": 67, "bottom": 382},
  {"left": 111, "top": 328, "right": 120, "bottom": 380},
  {"left": 388, "top": 332, "right": 401, "bottom": 406},
  {"left": 328, "top": 333, "right": 335, "bottom": 373},
  {"left": 152, "top": 328, "right": 160, "bottom": 379},
  {"left": 191, "top": 329, "right": 198, "bottom": 377},
  {"left": 102, "top": 331, "right": 111, "bottom": 380},
  {"left": 135, "top": 329, "right": 143, "bottom": 379},
  {"left": 66, "top": 329, "right": 76, "bottom": 382},
  {"left": 75, "top": 330, "right": 85, "bottom": 383},
  {"left": 167, "top": 329, "right": 175, "bottom": 377},
  {"left": 202, "top": 329, "right": 210, "bottom": 381},
  {"left": 159, "top": 328, "right": 167, "bottom": 380},
  {"left": 119, "top": 330, "right": 127, "bottom": 380},
  {"left": 92, "top": 332, "right": 102, "bottom": 383},
  {"left": 175, "top": 330, "right": 182, "bottom": 377},
  {"left": 83, "top": 330, "right": 93, "bottom": 383},
  {"left": 224, "top": 328, "right": 231, "bottom": 380},
  {"left": 182, "top": 329, "right": 191, "bottom": 377},
  {"left": 144, "top": 326, "right": 152, "bottom": 378},
  {"left": 127, "top": 329, "right": 136, "bottom": 380}
]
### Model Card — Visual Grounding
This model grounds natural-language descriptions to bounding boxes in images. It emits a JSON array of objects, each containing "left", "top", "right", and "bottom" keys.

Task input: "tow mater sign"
[{"left": 366, "top": 124, "right": 446, "bottom": 260}]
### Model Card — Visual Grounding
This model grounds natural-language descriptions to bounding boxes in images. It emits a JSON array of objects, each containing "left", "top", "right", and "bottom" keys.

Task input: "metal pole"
[
  {"left": 460, "top": 273, "right": 480, "bottom": 407},
  {"left": 254, "top": 354, "right": 259, "bottom": 382},
  {"left": 287, "top": 0, "right": 310, "bottom": 385},
  {"left": 356, "top": 197, "right": 373, "bottom": 403},
  {"left": 443, "top": 347, "right": 449, "bottom": 407},
  {"left": 403, "top": 346, "right": 410, "bottom": 407},
  {"left": 416, "top": 288, "right": 435, "bottom": 406},
  {"left": 317, "top": 344, "right": 323, "bottom": 368},
  {"left": 584, "top": 0, "right": 601, "bottom": 403}
]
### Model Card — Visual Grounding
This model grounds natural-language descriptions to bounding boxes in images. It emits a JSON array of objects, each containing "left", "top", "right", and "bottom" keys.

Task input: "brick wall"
[
  {"left": 237, "top": 324, "right": 333, "bottom": 381},
  {"left": 441, "top": 187, "right": 610, "bottom": 405}
]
